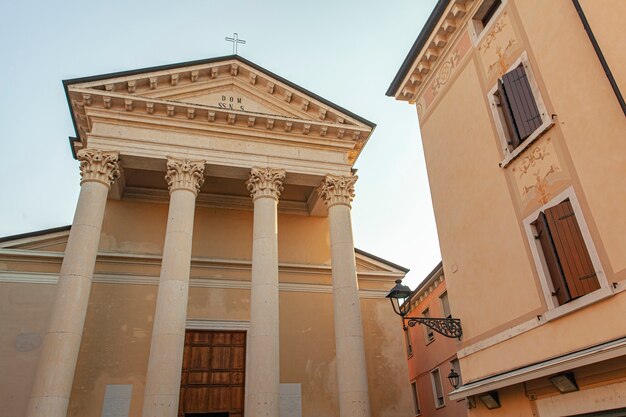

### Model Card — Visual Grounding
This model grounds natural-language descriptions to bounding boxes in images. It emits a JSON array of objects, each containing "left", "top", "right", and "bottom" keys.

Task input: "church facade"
[{"left": 0, "top": 56, "right": 413, "bottom": 417}]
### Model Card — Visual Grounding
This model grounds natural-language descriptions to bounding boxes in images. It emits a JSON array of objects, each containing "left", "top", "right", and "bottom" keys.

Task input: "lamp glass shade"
[
  {"left": 447, "top": 369, "right": 460, "bottom": 389},
  {"left": 386, "top": 280, "right": 412, "bottom": 316}
]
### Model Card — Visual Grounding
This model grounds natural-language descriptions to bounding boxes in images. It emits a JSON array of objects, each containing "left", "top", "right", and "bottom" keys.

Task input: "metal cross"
[{"left": 225, "top": 32, "right": 246, "bottom": 55}]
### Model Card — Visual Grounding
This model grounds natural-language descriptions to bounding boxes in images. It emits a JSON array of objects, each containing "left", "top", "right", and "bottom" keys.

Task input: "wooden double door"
[{"left": 178, "top": 330, "right": 246, "bottom": 417}]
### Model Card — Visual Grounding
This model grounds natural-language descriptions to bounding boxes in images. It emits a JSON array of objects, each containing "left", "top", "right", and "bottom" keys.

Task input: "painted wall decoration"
[
  {"left": 478, "top": 10, "right": 524, "bottom": 86},
  {"left": 510, "top": 135, "right": 569, "bottom": 214},
  {"left": 417, "top": 30, "right": 472, "bottom": 122}
]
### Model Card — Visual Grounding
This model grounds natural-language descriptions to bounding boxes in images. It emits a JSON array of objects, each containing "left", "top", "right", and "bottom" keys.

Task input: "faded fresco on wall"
[
  {"left": 510, "top": 134, "right": 569, "bottom": 215},
  {"left": 417, "top": 30, "right": 472, "bottom": 121},
  {"left": 478, "top": 9, "right": 524, "bottom": 86}
]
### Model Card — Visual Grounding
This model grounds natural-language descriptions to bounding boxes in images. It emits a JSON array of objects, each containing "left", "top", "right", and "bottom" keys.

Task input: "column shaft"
[
  {"left": 143, "top": 158, "right": 204, "bottom": 417},
  {"left": 320, "top": 174, "right": 371, "bottom": 417},
  {"left": 245, "top": 167, "right": 285, "bottom": 417},
  {"left": 27, "top": 149, "right": 119, "bottom": 417},
  {"left": 328, "top": 204, "right": 371, "bottom": 417}
]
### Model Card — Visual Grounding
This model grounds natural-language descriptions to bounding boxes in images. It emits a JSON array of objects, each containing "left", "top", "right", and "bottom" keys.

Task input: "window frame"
[
  {"left": 430, "top": 368, "right": 446, "bottom": 409},
  {"left": 410, "top": 380, "right": 421, "bottom": 416},
  {"left": 487, "top": 52, "right": 554, "bottom": 168},
  {"left": 469, "top": 0, "right": 507, "bottom": 43},
  {"left": 440, "top": 291, "right": 451, "bottom": 319},
  {"left": 405, "top": 327, "right": 414, "bottom": 358},
  {"left": 450, "top": 358, "right": 462, "bottom": 388},
  {"left": 524, "top": 187, "right": 610, "bottom": 319}
]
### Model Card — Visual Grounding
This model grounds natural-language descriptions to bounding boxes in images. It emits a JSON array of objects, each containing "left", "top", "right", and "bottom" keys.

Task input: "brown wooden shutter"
[
  {"left": 534, "top": 211, "right": 571, "bottom": 305},
  {"left": 501, "top": 64, "right": 543, "bottom": 140},
  {"left": 497, "top": 79, "right": 521, "bottom": 149},
  {"left": 545, "top": 200, "right": 600, "bottom": 299}
]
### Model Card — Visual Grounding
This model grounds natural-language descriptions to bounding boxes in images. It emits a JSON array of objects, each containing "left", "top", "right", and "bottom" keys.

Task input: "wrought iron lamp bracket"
[{"left": 403, "top": 316, "right": 463, "bottom": 339}]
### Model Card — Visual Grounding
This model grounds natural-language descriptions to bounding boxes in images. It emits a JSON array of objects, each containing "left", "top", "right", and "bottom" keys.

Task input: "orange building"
[
  {"left": 403, "top": 263, "right": 466, "bottom": 417},
  {"left": 388, "top": 0, "right": 626, "bottom": 415}
]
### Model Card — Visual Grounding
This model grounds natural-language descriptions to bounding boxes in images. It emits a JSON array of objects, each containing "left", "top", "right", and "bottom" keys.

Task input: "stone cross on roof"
[{"left": 225, "top": 32, "right": 246, "bottom": 54}]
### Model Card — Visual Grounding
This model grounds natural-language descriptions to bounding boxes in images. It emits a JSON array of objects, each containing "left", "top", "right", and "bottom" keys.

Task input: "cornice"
[
  {"left": 0, "top": 249, "right": 405, "bottom": 281},
  {"left": 407, "top": 267, "right": 445, "bottom": 311},
  {"left": 391, "top": 0, "right": 478, "bottom": 103},
  {"left": 0, "top": 271, "right": 389, "bottom": 298}
]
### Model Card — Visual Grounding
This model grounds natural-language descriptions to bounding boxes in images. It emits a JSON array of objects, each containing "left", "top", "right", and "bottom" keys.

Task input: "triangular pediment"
[
  {"left": 143, "top": 78, "right": 313, "bottom": 120},
  {"left": 64, "top": 55, "right": 375, "bottom": 164},
  {"left": 66, "top": 55, "right": 373, "bottom": 127},
  {"left": 0, "top": 226, "right": 70, "bottom": 252},
  {"left": 355, "top": 248, "right": 409, "bottom": 275}
]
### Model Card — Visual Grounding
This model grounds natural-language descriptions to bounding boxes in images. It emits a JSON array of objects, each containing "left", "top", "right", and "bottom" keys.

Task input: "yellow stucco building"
[
  {"left": 0, "top": 56, "right": 414, "bottom": 417},
  {"left": 388, "top": 0, "right": 626, "bottom": 415}
]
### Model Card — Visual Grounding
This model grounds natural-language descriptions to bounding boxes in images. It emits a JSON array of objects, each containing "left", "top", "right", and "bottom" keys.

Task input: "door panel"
[{"left": 179, "top": 330, "right": 246, "bottom": 417}]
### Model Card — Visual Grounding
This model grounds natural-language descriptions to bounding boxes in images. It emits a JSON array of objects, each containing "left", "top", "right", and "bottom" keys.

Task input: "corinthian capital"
[
  {"left": 165, "top": 157, "right": 205, "bottom": 195},
  {"left": 319, "top": 174, "right": 358, "bottom": 208},
  {"left": 78, "top": 149, "right": 120, "bottom": 187},
  {"left": 246, "top": 167, "right": 286, "bottom": 201}
]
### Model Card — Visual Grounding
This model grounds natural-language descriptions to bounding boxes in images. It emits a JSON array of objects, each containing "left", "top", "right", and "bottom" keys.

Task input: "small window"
[
  {"left": 410, "top": 381, "right": 421, "bottom": 415},
  {"left": 422, "top": 308, "right": 434, "bottom": 343},
  {"left": 532, "top": 199, "right": 601, "bottom": 306},
  {"left": 440, "top": 292, "right": 451, "bottom": 319},
  {"left": 430, "top": 368, "right": 445, "bottom": 408},
  {"left": 404, "top": 328, "right": 413, "bottom": 357},
  {"left": 494, "top": 63, "right": 543, "bottom": 150},
  {"left": 472, "top": 0, "right": 503, "bottom": 35}
]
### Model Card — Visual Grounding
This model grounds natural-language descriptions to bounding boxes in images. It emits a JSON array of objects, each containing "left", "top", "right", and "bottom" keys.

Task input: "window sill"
[
  {"left": 542, "top": 287, "right": 614, "bottom": 323},
  {"left": 499, "top": 121, "right": 555, "bottom": 168},
  {"left": 435, "top": 403, "right": 446, "bottom": 410},
  {"left": 426, "top": 338, "right": 435, "bottom": 346}
]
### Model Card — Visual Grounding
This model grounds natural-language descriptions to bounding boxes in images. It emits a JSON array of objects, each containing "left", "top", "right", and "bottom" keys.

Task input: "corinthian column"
[
  {"left": 142, "top": 157, "right": 205, "bottom": 417},
  {"left": 320, "top": 174, "right": 371, "bottom": 417},
  {"left": 27, "top": 149, "right": 120, "bottom": 417},
  {"left": 245, "top": 167, "right": 286, "bottom": 417}
]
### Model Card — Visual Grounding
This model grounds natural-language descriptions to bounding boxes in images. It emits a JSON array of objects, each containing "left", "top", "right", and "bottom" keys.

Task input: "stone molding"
[
  {"left": 165, "top": 157, "right": 206, "bottom": 195},
  {"left": 319, "top": 174, "right": 358, "bottom": 208},
  {"left": 246, "top": 167, "right": 286, "bottom": 201},
  {"left": 0, "top": 271, "right": 390, "bottom": 298},
  {"left": 77, "top": 149, "right": 120, "bottom": 187}
]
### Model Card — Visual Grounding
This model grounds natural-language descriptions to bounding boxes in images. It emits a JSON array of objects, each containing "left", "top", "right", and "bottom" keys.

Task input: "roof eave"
[{"left": 386, "top": 0, "right": 452, "bottom": 97}]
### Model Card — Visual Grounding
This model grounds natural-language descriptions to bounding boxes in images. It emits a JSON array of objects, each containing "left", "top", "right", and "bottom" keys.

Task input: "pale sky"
[{"left": 0, "top": 0, "right": 439, "bottom": 288}]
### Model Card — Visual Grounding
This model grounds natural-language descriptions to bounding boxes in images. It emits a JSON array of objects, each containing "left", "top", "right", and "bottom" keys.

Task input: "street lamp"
[
  {"left": 447, "top": 368, "right": 460, "bottom": 389},
  {"left": 386, "top": 279, "right": 463, "bottom": 339}
]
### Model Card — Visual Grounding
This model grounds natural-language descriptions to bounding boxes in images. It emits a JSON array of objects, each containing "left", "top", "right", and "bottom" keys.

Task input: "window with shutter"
[
  {"left": 497, "top": 64, "right": 543, "bottom": 148},
  {"left": 431, "top": 368, "right": 445, "bottom": 408},
  {"left": 533, "top": 199, "right": 600, "bottom": 305}
]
